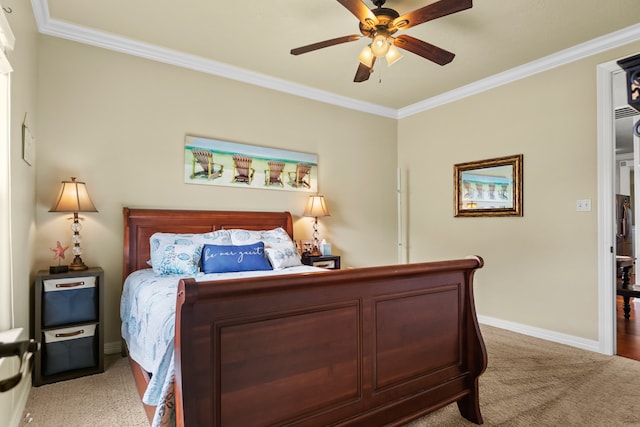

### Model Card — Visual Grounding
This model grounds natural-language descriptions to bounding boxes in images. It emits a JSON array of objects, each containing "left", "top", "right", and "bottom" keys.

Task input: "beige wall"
[
  {"left": 398, "top": 41, "right": 640, "bottom": 341},
  {"left": 4, "top": 2, "right": 39, "bottom": 425},
  {"left": 34, "top": 36, "right": 399, "bottom": 347},
  {"left": 8, "top": 1, "right": 38, "bottom": 335}
]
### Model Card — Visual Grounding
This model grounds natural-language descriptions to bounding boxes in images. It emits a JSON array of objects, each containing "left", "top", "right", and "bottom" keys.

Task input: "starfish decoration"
[{"left": 50, "top": 241, "right": 69, "bottom": 260}]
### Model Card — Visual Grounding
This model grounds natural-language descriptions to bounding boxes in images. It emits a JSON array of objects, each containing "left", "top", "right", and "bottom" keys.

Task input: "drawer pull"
[
  {"left": 56, "top": 281, "right": 85, "bottom": 288},
  {"left": 55, "top": 330, "right": 84, "bottom": 338}
]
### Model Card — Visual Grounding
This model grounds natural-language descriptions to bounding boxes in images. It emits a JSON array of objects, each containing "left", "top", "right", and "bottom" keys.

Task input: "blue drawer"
[
  {"left": 43, "top": 324, "right": 97, "bottom": 376},
  {"left": 43, "top": 276, "right": 97, "bottom": 327}
]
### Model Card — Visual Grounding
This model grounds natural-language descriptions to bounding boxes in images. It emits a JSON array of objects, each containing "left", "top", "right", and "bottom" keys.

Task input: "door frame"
[{"left": 597, "top": 60, "right": 619, "bottom": 355}]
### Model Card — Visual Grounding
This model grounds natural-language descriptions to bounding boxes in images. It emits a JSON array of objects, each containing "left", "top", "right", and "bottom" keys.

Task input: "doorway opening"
[{"left": 598, "top": 57, "right": 640, "bottom": 360}]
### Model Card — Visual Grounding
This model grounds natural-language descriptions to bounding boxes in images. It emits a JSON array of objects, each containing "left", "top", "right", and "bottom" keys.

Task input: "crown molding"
[
  {"left": 30, "top": 0, "right": 398, "bottom": 119},
  {"left": 397, "top": 23, "right": 640, "bottom": 119},
  {"left": 31, "top": 1, "right": 640, "bottom": 120}
]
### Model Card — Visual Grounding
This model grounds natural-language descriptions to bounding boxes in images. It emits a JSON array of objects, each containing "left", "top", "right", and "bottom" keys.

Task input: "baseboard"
[
  {"left": 104, "top": 340, "right": 122, "bottom": 355},
  {"left": 478, "top": 315, "right": 602, "bottom": 354}
]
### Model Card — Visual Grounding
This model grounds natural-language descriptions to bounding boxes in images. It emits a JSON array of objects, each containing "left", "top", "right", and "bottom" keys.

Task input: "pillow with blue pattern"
[
  {"left": 265, "top": 243, "right": 302, "bottom": 269},
  {"left": 155, "top": 244, "right": 203, "bottom": 275},
  {"left": 149, "top": 230, "right": 231, "bottom": 269},
  {"left": 201, "top": 242, "right": 272, "bottom": 274}
]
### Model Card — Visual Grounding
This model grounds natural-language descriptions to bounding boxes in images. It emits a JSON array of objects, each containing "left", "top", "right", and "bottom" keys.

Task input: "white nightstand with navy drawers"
[{"left": 33, "top": 267, "right": 104, "bottom": 386}]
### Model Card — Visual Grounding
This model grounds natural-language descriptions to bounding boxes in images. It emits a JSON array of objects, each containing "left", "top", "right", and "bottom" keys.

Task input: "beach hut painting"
[{"left": 184, "top": 135, "right": 318, "bottom": 192}]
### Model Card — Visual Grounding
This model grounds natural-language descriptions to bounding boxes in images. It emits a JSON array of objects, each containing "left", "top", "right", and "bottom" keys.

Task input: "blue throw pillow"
[{"left": 201, "top": 242, "right": 273, "bottom": 274}]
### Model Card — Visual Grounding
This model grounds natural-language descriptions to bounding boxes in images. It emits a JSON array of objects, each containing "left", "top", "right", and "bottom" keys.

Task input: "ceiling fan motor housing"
[{"left": 359, "top": 7, "right": 400, "bottom": 38}]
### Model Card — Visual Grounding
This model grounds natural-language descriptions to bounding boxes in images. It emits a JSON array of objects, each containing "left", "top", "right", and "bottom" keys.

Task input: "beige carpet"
[
  {"left": 21, "top": 355, "right": 147, "bottom": 426},
  {"left": 21, "top": 326, "right": 640, "bottom": 426}
]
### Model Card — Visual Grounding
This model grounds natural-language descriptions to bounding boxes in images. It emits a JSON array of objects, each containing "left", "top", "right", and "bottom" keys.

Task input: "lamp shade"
[
  {"left": 49, "top": 177, "right": 98, "bottom": 213},
  {"left": 370, "top": 34, "right": 390, "bottom": 57},
  {"left": 303, "top": 195, "right": 330, "bottom": 218},
  {"left": 385, "top": 44, "right": 403, "bottom": 66},
  {"left": 358, "top": 45, "right": 374, "bottom": 68}
]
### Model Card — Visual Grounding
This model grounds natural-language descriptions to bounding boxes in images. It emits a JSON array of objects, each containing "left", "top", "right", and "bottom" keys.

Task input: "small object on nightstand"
[
  {"left": 301, "top": 255, "right": 340, "bottom": 270},
  {"left": 320, "top": 239, "right": 331, "bottom": 256},
  {"left": 49, "top": 240, "right": 69, "bottom": 274}
]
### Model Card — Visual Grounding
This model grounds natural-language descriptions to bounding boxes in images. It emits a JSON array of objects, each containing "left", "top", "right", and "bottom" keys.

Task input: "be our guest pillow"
[{"left": 201, "top": 242, "right": 272, "bottom": 274}]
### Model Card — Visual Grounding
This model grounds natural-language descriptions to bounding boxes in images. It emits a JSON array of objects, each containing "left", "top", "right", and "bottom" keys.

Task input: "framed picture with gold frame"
[{"left": 454, "top": 154, "right": 523, "bottom": 217}]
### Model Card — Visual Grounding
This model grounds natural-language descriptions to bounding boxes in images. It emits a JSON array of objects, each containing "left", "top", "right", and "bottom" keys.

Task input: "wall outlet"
[{"left": 576, "top": 199, "right": 592, "bottom": 212}]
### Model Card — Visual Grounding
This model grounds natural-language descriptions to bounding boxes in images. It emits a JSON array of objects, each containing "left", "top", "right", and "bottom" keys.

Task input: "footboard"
[{"left": 175, "top": 257, "right": 486, "bottom": 427}]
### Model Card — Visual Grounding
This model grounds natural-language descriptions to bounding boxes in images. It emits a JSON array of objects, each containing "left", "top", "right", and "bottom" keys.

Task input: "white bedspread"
[{"left": 120, "top": 266, "right": 324, "bottom": 426}]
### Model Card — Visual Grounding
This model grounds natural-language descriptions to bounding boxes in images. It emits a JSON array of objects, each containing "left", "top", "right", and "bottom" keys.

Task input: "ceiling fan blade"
[
  {"left": 393, "top": 0, "right": 472, "bottom": 30},
  {"left": 394, "top": 35, "right": 455, "bottom": 65},
  {"left": 291, "top": 35, "right": 361, "bottom": 55},
  {"left": 337, "top": 0, "right": 379, "bottom": 28},
  {"left": 354, "top": 57, "right": 376, "bottom": 82}
]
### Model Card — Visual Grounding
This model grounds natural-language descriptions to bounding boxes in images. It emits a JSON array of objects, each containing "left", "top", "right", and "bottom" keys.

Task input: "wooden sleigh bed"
[{"left": 122, "top": 208, "right": 487, "bottom": 426}]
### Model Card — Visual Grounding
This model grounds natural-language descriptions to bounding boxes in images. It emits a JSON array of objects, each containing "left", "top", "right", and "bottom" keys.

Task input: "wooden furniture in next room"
[
  {"left": 616, "top": 255, "right": 635, "bottom": 286},
  {"left": 616, "top": 255, "right": 638, "bottom": 319},
  {"left": 617, "top": 282, "right": 640, "bottom": 320},
  {"left": 122, "top": 208, "right": 487, "bottom": 426}
]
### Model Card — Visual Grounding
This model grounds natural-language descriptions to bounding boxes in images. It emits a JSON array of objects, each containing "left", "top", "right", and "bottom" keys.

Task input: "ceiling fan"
[{"left": 290, "top": 0, "right": 472, "bottom": 82}]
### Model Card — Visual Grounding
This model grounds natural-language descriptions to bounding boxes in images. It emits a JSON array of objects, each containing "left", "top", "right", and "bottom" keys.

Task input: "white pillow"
[
  {"left": 229, "top": 229, "right": 263, "bottom": 245},
  {"left": 229, "top": 227, "right": 294, "bottom": 248},
  {"left": 154, "top": 244, "right": 203, "bottom": 276},
  {"left": 265, "top": 243, "right": 302, "bottom": 269},
  {"left": 261, "top": 228, "right": 296, "bottom": 249}
]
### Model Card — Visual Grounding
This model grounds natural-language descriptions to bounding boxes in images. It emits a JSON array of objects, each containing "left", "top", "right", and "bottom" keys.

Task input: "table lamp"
[
  {"left": 49, "top": 177, "right": 98, "bottom": 271},
  {"left": 302, "top": 195, "right": 330, "bottom": 256}
]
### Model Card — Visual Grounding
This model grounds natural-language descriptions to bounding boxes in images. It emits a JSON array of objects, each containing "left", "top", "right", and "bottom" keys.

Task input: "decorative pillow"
[
  {"left": 229, "top": 227, "right": 295, "bottom": 249},
  {"left": 265, "top": 243, "right": 302, "bottom": 269},
  {"left": 149, "top": 230, "right": 231, "bottom": 268},
  {"left": 229, "top": 229, "right": 263, "bottom": 245},
  {"left": 154, "top": 244, "right": 203, "bottom": 276},
  {"left": 201, "top": 242, "right": 272, "bottom": 274},
  {"left": 261, "top": 228, "right": 295, "bottom": 249}
]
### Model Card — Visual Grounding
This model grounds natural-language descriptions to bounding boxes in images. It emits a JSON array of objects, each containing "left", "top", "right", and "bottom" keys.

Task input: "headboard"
[{"left": 122, "top": 208, "right": 294, "bottom": 280}]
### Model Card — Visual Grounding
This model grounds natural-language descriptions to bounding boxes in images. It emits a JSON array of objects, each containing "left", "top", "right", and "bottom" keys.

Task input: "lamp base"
[
  {"left": 49, "top": 265, "right": 69, "bottom": 274},
  {"left": 69, "top": 255, "right": 88, "bottom": 271}
]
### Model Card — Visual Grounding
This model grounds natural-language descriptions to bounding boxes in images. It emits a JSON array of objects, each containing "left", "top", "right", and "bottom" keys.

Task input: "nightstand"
[
  {"left": 33, "top": 267, "right": 104, "bottom": 386},
  {"left": 301, "top": 255, "right": 340, "bottom": 270}
]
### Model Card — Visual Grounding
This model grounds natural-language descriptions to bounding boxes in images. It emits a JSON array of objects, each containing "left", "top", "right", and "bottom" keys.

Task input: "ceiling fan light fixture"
[
  {"left": 370, "top": 34, "right": 390, "bottom": 57},
  {"left": 385, "top": 44, "right": 403, "bottom": 66},
  {"left": 358, "top": 45, "right": 374, "bottom": 68}
]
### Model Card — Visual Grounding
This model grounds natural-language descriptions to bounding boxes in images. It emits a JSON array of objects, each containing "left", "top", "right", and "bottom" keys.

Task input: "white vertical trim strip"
[
  {"left": 397, "top": 168, "right": 403, "bottom": 264},
  {"left": 596, "top": 61, "right": 620, "bottom": 355},
  {"left": 0, "top": 72, "right": 10, "bottom": 331}
]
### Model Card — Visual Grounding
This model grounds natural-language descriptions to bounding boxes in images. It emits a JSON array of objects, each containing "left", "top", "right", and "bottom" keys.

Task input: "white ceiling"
[{"left": 32, "top": 0, "right": 640, "bottom": 118}]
